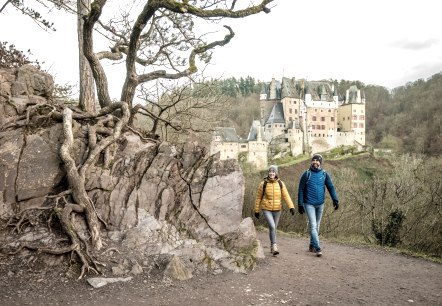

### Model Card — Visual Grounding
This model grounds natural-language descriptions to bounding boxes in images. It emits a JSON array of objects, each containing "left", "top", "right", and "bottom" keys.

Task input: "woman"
[{"left": 254, "top": 165, "right": 295, "bottom": 255}]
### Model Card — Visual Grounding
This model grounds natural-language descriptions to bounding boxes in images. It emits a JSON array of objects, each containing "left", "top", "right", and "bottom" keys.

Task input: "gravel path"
[{"left": 1, "top": 231, "right": 441, "bottom": 306}]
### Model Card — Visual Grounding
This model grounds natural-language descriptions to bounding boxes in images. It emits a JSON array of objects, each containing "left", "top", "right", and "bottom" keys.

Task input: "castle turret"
[{"left": 269, "top": 78, "right": 277, "bottom": 100}]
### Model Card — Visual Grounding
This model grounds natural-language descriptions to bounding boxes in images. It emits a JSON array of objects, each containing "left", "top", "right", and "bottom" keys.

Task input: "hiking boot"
[
  {"left": 309, "top": 245, "right": 314, "bottom": 252},
  {"left": 315, "top": 248, "right": 322, "bottom": 257},
  {"left": 272, "top": 244, "right": 279, "bottom": 255}
]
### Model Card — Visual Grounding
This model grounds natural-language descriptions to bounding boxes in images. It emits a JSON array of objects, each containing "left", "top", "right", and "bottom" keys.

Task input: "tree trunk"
[{"left": 77, "top": 0, "right": 96, "bottom": 113}]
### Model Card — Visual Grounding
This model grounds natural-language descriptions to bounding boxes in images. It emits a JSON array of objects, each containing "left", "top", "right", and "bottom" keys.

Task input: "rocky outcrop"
[{"left": 0, "top": 66, "right": 263, "bottom": 279}]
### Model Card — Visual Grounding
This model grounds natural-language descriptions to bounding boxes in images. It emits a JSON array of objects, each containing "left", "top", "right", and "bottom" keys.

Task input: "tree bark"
[
  {"left": 60, "top": 108, "right": 103, "bottom": 250},
  {"left": 78, "top": 0, "right": 96, "bottom": 113}
]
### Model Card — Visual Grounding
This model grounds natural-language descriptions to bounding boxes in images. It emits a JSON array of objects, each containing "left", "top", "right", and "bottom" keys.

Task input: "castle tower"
[
  {"left": 269, "top": 78, "right": 277, "bottom": 100},
  {"left": 338, "top": 85, "right": 366, "bottom": 146}
]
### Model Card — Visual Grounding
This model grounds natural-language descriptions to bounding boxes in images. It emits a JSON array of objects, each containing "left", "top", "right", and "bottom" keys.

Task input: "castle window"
[
  {"left": 312, "top": 116, "right": 317, "bottom": 121},
  {"left": 321, "top": 125, "right": 325, "bottom": 130},
  {"left": 359, "top": 123, "right": 364, "bottom": 128},
  {"left": 295, "top": 109, "right": 298, "bottom": 114},
  {"left": 289, "top": 109, "right": 292, "bottom": 114},
  {"left": 352, "top": 115, "right": 357, "bottom": 120},
  {"left": 321, "top": 117, "right": 325, "bottom": 121},
  {"left": 353, "top": 123, "right": 358, "bottom": 128},
  {"left": 331, "top": 117, "right": 335, "bottom": 122},
  {"left": 360, "top": 115, "right": 365, "bottom": 120}
]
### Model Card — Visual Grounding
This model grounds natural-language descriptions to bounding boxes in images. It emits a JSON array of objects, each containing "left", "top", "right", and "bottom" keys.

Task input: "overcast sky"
[{"left": 1, "top": 0, "right": 442, "bottom": 99}]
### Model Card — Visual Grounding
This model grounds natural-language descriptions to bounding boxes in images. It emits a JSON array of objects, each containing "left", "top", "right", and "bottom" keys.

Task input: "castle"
[{"left": 210, "top": 77, "right": 366, "bottom": 169}]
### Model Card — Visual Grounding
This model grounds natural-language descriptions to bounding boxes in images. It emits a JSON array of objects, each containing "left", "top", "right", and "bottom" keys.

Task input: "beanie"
[
  {"left": 311, "top": 154, "right": 323, "bottom": 164},
  {"left": 268, "top": 165, "right": 278, "bottom": 175}
]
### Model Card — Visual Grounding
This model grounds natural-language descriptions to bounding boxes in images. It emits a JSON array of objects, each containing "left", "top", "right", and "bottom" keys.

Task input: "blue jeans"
[
  {"left": 304, "top": 203, "right": 324, "bottom": 250},
  {"left": 262, "top": 210, "right": 281, "bottom": 245}
]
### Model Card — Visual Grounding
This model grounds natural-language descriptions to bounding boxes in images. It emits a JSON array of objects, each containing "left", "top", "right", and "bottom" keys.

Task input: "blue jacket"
[{"left": 298, "top": 166, "right": 338, "bottom": 206}]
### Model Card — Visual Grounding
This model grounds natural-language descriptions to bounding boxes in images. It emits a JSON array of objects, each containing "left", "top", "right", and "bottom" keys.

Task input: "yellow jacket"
[{"left": 254, "top": 178, "right": 294, "bottom": 212}]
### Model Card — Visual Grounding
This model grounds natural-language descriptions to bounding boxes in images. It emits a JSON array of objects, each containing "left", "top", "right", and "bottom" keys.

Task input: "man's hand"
[
  {"left": 298, "top": 206, "right": 305, "bottom": 214},
  {"left": 290, "top": 208, "right": 295, "bottom": 215},
  {"left": 333, "top": 200, "right": 339, "bottom": 210}
]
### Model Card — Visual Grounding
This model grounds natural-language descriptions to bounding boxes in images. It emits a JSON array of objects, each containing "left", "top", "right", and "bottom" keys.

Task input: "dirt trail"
[{"left": 1, "top": 231, "right": 441, "bottom": 306}]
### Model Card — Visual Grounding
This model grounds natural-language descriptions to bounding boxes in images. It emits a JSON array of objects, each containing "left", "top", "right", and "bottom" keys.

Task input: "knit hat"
[
  {"left": 311, "top": 154, "right": 323, "bottom": 164},
  {"left": 268, "top": 165, "right": 278, "bottom": 175}
]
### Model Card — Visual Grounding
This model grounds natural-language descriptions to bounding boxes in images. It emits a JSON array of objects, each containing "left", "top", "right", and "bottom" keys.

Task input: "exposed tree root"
[
  {"left": 56, "top": 102, "right": 130, "bottom": 278},
  {"left": 3, "top": 102, "right": 131, "bottom": 279}
]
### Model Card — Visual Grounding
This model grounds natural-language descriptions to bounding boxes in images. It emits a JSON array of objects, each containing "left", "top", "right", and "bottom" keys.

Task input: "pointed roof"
[
  {"left": 265, "top": 102, "right": 285, "bottom": 124},
  {"left": 247, "top": 120, "right": 261, "bottom": 141}
]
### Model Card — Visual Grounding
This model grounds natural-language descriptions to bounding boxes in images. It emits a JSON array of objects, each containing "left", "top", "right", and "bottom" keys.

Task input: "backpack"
[
  {"left": 261, "top": 178, "right": 283, "bottom": 200},
  {"left": 305, "top": 169, "right": 326, "bottom": 185}
]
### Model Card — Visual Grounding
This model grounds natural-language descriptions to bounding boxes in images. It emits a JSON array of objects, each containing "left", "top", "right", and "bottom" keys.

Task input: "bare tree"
[
  {"left": 85, "top": 1, "right": 273, "bottom": 109},
  {"left": 133, "top": 77, "right": 233, "bottom": 144}
]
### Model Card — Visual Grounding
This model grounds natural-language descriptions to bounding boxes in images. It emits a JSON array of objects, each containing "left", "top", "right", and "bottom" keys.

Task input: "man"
[{"left": 297, "top": 154, "right": 339, "bottom": 257}]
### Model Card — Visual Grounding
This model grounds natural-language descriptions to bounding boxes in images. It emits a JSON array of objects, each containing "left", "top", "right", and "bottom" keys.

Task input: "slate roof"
[
  {"left": 265, "top": 102, "right": 285, "bottom": 124},
  {"left": 214, "top": 127, "right": 240, "bottom": 142},
  {"left": 281, "top": 77, "right": 300, "bottom": 99},
  {"left": 297, "top": 80, "right": 335, "bottom": 101},
  {"left": 247, "top": 120, "right": 261, "bottom": 141},
  {"left": 260, "top": 78, "right": 336, "bottom": 101}
]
